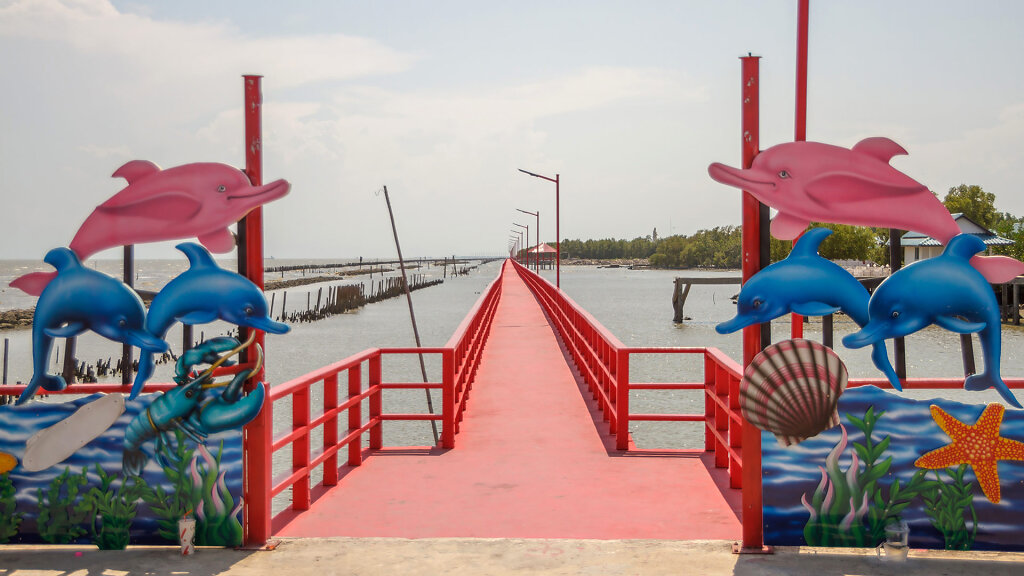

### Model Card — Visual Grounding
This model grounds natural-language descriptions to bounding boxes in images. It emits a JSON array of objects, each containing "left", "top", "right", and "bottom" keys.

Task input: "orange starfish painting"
[{"left": 915, "top": 403, "right": 1024, "bottom": 503}]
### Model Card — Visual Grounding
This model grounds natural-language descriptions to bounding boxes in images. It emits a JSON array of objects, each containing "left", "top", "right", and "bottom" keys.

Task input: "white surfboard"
[{"left": 21, "top": 393, "right": 126, "bottom": 472}]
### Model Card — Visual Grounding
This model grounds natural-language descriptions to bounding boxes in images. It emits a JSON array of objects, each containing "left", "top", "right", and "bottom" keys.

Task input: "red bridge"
[{"left": 249, "top": 260, "right": 749, "bottom": 544}]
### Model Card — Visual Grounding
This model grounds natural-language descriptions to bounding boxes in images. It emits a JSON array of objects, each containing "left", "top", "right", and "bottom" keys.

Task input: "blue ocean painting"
[
  {"left": 762, "top": 385, "right": 1024, "bottom": 551},
  {"left": 0, "top": 393, "right": 243, "bottom": 545}
]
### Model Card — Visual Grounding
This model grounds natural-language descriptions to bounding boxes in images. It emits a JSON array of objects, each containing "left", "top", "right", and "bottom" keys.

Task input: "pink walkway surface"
[{"left": 275, "top": 262, "right": 742, "bottom": 540}]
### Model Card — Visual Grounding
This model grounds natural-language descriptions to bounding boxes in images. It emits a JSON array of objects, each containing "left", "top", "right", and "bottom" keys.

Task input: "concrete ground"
[{"left": 3, "top": 538, "right": 1024, "bottom": 576}]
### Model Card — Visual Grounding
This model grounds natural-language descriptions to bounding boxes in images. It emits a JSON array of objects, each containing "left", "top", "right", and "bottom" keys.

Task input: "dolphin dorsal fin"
[
  {"left": 176, "top": 242, "right": 219, "bottom": 270},
  {"left": 789, "top": 227, "right": 833, "bottom": 258},
  {"left": 852, "top": 137, "right": 908, "bottom": 164},
  {"left": 112, "top": 160, "right": 160, "bottom": 183},
  {"left": 942, "top": 234, "right": 987, "bottom": 261},
  {"left": 43, "top": 247, "right": 82, "bottom": 272}
]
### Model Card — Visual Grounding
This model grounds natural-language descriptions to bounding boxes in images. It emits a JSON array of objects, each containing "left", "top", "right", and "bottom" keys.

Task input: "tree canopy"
[
  {"left": 547, "top": 184, "right": 1024, "bottom": 269},
  {"left": 943, "top": 184, "right": 1000, "bottom": 229}
]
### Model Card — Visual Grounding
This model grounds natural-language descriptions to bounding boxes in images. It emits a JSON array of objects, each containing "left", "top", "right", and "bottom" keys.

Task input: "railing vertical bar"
[
  {"left": 442, "top": 349, "right": 456, "bottom": 449},
  {"left": 348, "top": 364, "right": 363, "bottom": 466},
  {"left": 615, "top": 348, "right": 630, "bottom": 450},
  {"left": 715, "top": 364, "right": 729, "bottom": 469},
  {"left": 323, "top": 373, "right": 339, "bottom": 486},
  {"left": 704, "top": 352, "right": 715, "bottom": 453},
  {"left": 369, "top": 354, "right": 383, "bottom": 449},
  {"left": 292, "top": 385, "right": 311, "bottom": 510}
]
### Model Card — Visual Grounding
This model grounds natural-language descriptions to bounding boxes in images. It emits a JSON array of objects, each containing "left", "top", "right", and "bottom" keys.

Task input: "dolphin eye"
[
  {"left": 778, "top": 170, "right": 790, "bottom": 179},
  {"left": 752, "top": 299, "right": 763, "bottom": 309},
  {"left": 185, "top": 389, "right": 194, "bottom": 398},
  {"left": 891, "top": 311, "right": 900, "bottom": 319},
  {"left": 245, "top": 306, "right": 255, "bottom": 316},
  {"left": 217, "top": 185, "right": 227, "bottom": 193},
  {"left": 118, "top": 319, "right": 127, "bottom": 328}
]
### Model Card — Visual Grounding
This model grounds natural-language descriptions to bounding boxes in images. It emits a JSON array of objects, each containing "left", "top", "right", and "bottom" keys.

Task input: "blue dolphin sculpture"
[
  {"left": 131, "top": 243, "right": 289, "bottom": 399},
  {"left": 716, "top": 228, "right": 902, "bottom": 389},
  {"left": 843, "top": 234, "right": 1020, "bottom": 408},
  {"left": 19, "top": 248, "right": 168, "bottom": 405}
]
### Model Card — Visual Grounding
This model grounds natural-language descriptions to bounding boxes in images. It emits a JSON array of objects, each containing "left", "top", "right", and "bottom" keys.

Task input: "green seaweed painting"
[
  {"left": 801, "top": 407, "right": 938, "bottom": 547},
  {"left": 36, "top": 467, "right": 91, "bottom": 544},
  {"left": 141, "top": 429, "right": 243, "bottom": 547},
  {"left": 921, "top": 465, "right": 979, "bottom": 550},
  {"left": 0, "top": 472, "right": 23, "bottom": 543},
  {"left": 79, "top": 464, "right": 149, "bottom": 550}
]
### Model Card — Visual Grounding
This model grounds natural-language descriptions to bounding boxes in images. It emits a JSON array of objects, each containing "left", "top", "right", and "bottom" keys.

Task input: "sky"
[{"left": 2, "top": 0, "right": 1024, "bottom": 261}]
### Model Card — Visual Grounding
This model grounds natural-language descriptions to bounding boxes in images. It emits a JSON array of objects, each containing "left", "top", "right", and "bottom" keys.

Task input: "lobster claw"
[
  {"left": 197, "top": 373, "right": 266, "bottom": 434},
  {"left": 174, "top": 337, "right": 239, "bottom": 384}
]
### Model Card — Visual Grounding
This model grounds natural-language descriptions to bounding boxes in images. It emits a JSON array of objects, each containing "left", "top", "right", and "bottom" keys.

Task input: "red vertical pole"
[
  {"left": 791, "top": 0, "right": 809, "bottom": 340},
  {"left": 323, "top": 373, "right": 339, "bottom": 485},
  {"left": 292, "top": 386, "right": 311, "bottom": 510},
  {"left": 348, "top": 364, "right": 363, "bottom": 466},
  {"left": 739, "top": 55, "right": 765, "bottom": 553},
  {"left": 615, "top": 348, "right": 629, "bottom": 450},
  {"left": 535, "top": 212, "right": 540, "bottom": 273},
  {"left": 555, "top": 174, "right": 560, "bottom": 288},
  {"left": 369, "top": 354, "right": 383, "bottom": 449},
  {"left": 241, "top": 74, "right": 271, "bottom": 547},
  {"left": 442, "top": 349, "right": 456, "bottom": 448}
]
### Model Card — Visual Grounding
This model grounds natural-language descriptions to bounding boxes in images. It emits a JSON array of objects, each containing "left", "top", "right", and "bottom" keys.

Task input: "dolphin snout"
[
  {"left": 715, "top": 315, "right": 755, "bottom": 335},
  {"left": 125, "top": 329, "right": 170, "bottom": 353},
  {"left": 842, "top": 322, "right": 891, "bottom": 349},
  {"left": 708, "top": 163, "right": 775, "bottom": 194},
  {"left": 243, "top": 315, "right": 290, "bottom": 335},
  {"left": 228, "top": 178, "right": 290, "bottom": 202}
]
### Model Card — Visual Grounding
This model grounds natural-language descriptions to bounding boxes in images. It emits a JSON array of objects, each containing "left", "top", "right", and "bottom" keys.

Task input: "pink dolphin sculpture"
[
  {"left": 11, "top": 160, "right": 290, "bottom": 295},
  {"left": 708, "top": 137, "right": 1024, "bottom": 283}
]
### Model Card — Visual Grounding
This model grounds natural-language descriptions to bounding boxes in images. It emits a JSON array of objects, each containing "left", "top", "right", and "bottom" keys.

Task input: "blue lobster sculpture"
[{"left": 122, "top": 336, "right": 265, "bottom": 476}]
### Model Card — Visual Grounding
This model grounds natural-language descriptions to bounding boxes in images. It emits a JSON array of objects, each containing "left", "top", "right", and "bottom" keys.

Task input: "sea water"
[{"left": 2, "top": 259, "right": 1022, "bottom": 451}]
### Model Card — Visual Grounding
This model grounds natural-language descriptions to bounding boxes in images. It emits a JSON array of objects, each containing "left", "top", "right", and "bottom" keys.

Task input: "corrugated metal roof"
[
  {"left": 899, "top": 213, "right": 1014, "bottom": 246},
  {"left": 901, "top": 233, "right": 1014, "bottom": 247}
]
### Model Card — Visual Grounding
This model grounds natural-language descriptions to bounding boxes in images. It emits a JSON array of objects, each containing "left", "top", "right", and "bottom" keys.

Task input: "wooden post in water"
[
  {"left": 382, "top": 185, "right": 438, "bottom": 444},
  {"left": 2, "top": 337, "right": 8, "bottom": 385},
  {"left": 123, "top": 245, "right": 134, "bottom": 385},
  {"left": 888, "top": 228, "right": 906, "bottom": 379},
  {"left": 62, "top": 337, "right": 76, "bottom": 385}
]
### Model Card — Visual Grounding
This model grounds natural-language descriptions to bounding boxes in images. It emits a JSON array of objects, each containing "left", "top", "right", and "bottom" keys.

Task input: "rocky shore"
[{"left": 0, "top": 308, "right": 33, "bottom": 330}]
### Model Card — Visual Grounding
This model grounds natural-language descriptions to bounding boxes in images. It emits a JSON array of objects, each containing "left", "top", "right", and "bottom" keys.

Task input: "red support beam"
[
  {"left": 739, "top": 54, "right": 766, "bottom": 553},
  {"left": 241, "top": 74, "right": 272, "bottom": 548},
  {"left": 791, "top": 0, "right": 810, "bottom": 339}
]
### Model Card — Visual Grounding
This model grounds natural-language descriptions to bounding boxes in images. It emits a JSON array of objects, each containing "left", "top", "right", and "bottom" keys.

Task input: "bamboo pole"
[{"left": 382, "top": 185, "right": 438, "bottom": 443}]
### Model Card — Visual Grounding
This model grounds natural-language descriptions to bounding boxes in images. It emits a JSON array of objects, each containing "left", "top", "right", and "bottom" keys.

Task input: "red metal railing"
[
  {"left": 246, "top": 270, "right": 502, "bottom": 542},
  {"left": 510, "top": 259, "right": 747, "bottom": 483}
]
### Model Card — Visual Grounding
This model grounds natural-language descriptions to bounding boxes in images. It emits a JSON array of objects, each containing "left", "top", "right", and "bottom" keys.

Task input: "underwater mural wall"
[
  {"left": 762, "top": 388, "right": 1024, "bottom": 551},
  {"left": 0, "top": 394, "right": 245, "bottom": 548},
  {"left": 710, "top": 137, "right": 1024, "bottom": 552},
  {"left": 1, "top": 160, "right": 289, "bottom": 548}
]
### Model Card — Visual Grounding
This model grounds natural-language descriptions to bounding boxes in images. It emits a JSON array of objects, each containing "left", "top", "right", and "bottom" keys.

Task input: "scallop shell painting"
[{"left": 741, "top": 339, "right": 848, "bottom": 446}]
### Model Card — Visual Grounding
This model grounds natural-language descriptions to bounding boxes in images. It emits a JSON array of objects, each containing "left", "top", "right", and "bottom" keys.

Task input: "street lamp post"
[
  {"left": 519, "top": 169, "right": 559, "bottom": 288},
  {"left": 512, "top": 222, "right": 528, "bottom": 270},
  {"left": 516, "top": 208, "right": 539, "bottom": 272},
  {"left": 512, "top": 226, "right": 528, "bottom": 266},
  {"left": 508, "top": 234, "right": 521, "bottom": 261}
]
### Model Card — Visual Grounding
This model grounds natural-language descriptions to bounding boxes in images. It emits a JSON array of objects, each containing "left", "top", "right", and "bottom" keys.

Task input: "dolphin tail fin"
[
  {"left": 965, "top": 372, "right": 1022, "bottom": 409},
  {"left": 16, "top": 374, "right": 66, "bottom": 405},
  {"left": 9, "top": 271, "right": 57, "bottom": 296},
  {"left": 122, "top": 448, "right": 149, "bottom": 477},
  {"left": 971, "top": 254, "right": 1024, "bottom": 284},
  {"left": 129, "top": 352, "right": 157, "bottom": 400},
  {"left": 870, "top": 342, "right": 902, "bottom": 391}
]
